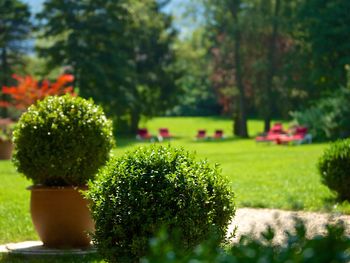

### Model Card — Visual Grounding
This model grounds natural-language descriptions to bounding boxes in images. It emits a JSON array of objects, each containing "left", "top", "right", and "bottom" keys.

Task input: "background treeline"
[
  {"left": 178, "top": 0, "right": 350, "bottom": 137},
  {"left": 1, "top": 0, "right": 350, "bottom": 137}
]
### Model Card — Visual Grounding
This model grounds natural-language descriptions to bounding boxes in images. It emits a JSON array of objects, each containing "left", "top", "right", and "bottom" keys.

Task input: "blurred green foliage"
[
  {"left": 292, "top": 88, "right": 350, "bottom": 141},
  {"left": 0, "top": 0, "right": 32, "bottom": 118},
  {"left": 0, "top": 0, "right": 31, "bottom": 88},
  {"left": 292, "top": 66, "right": 350, "bottom": 141},
  {"left": 168, "top": 29, "right": 222, "bottom": 116},
  {"left": 142, "top": 219, "right": 350, "bottom": 263},
  {"left": 36, "top": 0, "right": 179, "bottom": 134}
]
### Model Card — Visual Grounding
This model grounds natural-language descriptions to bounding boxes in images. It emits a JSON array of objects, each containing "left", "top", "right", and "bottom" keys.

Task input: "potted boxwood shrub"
[
  {"left": 12, "top": 94, "right": 114, "bottom": 248},
  {"left": 0, "top": 118, "right": 15, "bottom": 160}
]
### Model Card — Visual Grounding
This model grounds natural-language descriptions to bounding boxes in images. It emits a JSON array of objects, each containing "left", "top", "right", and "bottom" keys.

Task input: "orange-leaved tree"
[{"left": 0, "top": 74, "right": 75, "bottom": 111}]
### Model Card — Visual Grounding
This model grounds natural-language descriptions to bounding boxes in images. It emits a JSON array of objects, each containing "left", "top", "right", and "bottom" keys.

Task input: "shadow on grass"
[
  {"left": 115, "top": 136, "right": 143, "bottom": 148},
  {"left": 239, "top": 202, "right": 269, "bottom": 209},
  {"left": 190, "top": 137, "right": 242, "bottom": 144},
  {"left": 240, "top": 198, "right": 306, "bottom": 212},
  {"left": 0, "top": 253, "right": 102, "bottom": 263},
  {"left": 322, "top": 196, "right": 350, "bottom": 213},
  {"left": 286, "top": 197, "right": 305, "bottom": 211},
  {"left": 115, "top": 135, "right": 189, "bottom": 149}
]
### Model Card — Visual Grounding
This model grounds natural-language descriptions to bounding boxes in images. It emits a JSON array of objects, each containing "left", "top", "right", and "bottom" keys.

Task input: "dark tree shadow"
[
  {"left": 190, "top": 137, "right": 242, "bottom": 144},
  {"left": 322, "top": 196, "right": 350, "bottom": 213},
  {"left": 115, "top": 135, "right": 188, "bottom": 149}
]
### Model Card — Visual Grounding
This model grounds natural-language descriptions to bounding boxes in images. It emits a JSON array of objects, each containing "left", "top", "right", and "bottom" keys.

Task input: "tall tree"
[
  {"left": 247, "top": 0, "right": 305, "bottom": 121},
  {"left": 297, "top": 0, "right": 350, "bottom": 95},
  {"left": 262, "top": 0, "right": 281, "bottom": 132},
  {"left": 37, "top": 0, "right": 178, "bottom": 133},
  {"left": 0, "top": 0, "right": 31, "bottom": 117},
  {"left": 229, "top": 0, "right": 248, "bottom": 137},
  {"left": 203, "top": 0, "right": 249, "bottom": 137},
  {"left": 195, "top": 0, "right": 350, "bottom": 129},
  {"left": 127, "top": 1, "right": 178, "bottom": 132},
  {"left": 203, "top": 0, "right": 301, "bottom": 130}
]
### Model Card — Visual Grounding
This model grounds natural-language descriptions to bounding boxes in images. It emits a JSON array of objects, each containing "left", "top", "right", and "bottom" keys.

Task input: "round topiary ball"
[
  {"left": 87, "top": 144, "right": 235, "bottom": 263},
  {"left": 318, "top": 139, "right": 350, "bottom": 201},
  {"left": 13, "top": 95, "right": 114, "bottom": 186}
]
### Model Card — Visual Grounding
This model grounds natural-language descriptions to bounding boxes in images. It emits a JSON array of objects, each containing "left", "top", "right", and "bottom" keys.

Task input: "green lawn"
[
  {"left": 1, "top": 117, "right": 349, "bottom": 250},
  {"left": 117, "top": 117, "right": 349, "bottom": 213}
]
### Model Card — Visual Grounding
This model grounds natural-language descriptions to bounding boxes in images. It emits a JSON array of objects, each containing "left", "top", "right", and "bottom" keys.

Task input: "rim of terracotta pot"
[
  {"left": 27, "top": 185, "right": 88, "bottom": 191},
  {"left": 0, "top": 139, "right": 12, "bottom": 143}
]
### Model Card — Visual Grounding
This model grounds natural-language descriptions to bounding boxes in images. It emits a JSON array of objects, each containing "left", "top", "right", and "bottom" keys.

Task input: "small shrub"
[
  {"left": 0, "top": 118, "right": 15, "bottom": 141},
  {"left": 13, "top": 95, "right": 114, "bottom": 186},
  {"left": 318, "top": 139, "right": 350, "bottom": 200},
  {"left": 87, "top": 144, "right": 235, "bottom": 263},
  {"left": 291, "top": 88, "right": 350, "bottom": 141}
]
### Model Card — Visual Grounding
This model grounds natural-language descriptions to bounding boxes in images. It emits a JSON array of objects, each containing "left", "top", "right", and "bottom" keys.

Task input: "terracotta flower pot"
[
  {"left": 0, "top": 140, "right": 13, "bottom": 160},
  {"left": 29, "top": 186, "right": 95, "bottom": 248}
]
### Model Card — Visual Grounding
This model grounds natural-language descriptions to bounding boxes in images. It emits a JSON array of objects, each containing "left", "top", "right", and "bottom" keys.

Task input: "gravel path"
[{"left": 229, "top": 208, "right": 350, "bottom": 243}]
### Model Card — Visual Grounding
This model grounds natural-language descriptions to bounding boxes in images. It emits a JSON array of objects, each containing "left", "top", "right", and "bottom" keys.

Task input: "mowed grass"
[
  {"left": 119, "top": 117, "right": 348, "bottom": 212},
  {"left": 0, "top": 162, "right": 37, "bottom": 243},
  {"left": 1, "top": 117, "right": 349, "bottom": 248}
]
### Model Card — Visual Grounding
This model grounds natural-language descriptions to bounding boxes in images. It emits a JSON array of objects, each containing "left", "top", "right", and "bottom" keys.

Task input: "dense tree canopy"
[
  {"left": 0, "top": 0, "right": 31, "bottom": 117},
  {"left": 297, "top": 0, "right": 350, "bottom": 94},
  {"left": 1, "top": 0, "right": 350, "bottom": 138},
  {"left": 37, "top": 0, "right": 178, "bottom": 133},
  {"left": 188, "top": 0, "right": 350, "bottom": 136},
  {"left": 169, "top": 29, "right": 221, "bottom": 116}
]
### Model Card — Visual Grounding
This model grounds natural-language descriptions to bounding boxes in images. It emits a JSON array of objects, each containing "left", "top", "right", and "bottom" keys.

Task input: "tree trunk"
[
  {"left": 264, "top": 0, "right": 281, "bottom": 132},
  {"left": 233, "top": 112, "right": 241, "bottom": 136},
  {"left": 130, "top": 110, "right": 140, "bottom": 134},
  {"left": 230, "top": 0, "right": 248, "bottom": 138},
  {"left": 1, "top": 47, "right": 8, "bottom": 118},
  {"left": 1, "top": 47, "right": 8, "bottom": 87}
]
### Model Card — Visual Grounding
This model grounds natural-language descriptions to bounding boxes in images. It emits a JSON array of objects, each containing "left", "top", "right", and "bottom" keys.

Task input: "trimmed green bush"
[
  {"left": 87, "top": 144, "right": 235, "bottom": 263},
  {"left": 13, "top": 95, "right": 114, "bottom": 186},
  {"left": 318, "top": 139, "right": 350, "bottom": 200}
]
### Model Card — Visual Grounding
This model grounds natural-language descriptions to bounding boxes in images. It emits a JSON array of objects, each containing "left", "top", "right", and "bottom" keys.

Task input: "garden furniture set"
[
  {"left": 137, "top": 128, "right": 226, "bottom": 141},
  {"left": 255, "top": 123, "right": 312, "bottom": 145},
  {"left": 136, "top": 128, "right": 173, "bottom": 142},
  {"left": 195, "top": 129, "right": 225, "bottom": 140}
]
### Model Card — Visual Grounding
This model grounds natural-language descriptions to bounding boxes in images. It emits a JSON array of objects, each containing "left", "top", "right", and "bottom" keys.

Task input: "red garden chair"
[
  {"left": 276, "top": 126, "right": 312, "bottom": 145},
  {"left": 212, "top": 130, "right": 224, "bottom": 139},
  {"left": 255, "top": 123, "right": 287, "bottom": 143},
  {"left": 196, "top": 130, "right": 207, "bottom": 140},
  {"left": 136, "top": 128, "right": 153, "bottom": 140},
  {"left": 158, "top": 128, "right": 172, "bottom": 139}
]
